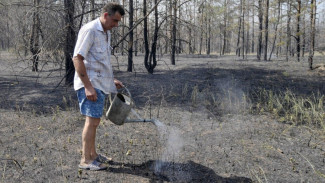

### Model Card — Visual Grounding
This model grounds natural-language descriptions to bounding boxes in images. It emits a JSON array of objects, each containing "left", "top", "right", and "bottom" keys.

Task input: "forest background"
[{"left": 1, "top": 0, "right": 325, "bottom": 182}]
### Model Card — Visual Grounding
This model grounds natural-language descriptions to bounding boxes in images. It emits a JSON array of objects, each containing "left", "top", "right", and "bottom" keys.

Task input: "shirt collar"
[
  {"left": 95, "top": 18, "right": 104, "bottom": 32},
  {"left": 95, "top": 18, "right": 111, "bottom": 34}
]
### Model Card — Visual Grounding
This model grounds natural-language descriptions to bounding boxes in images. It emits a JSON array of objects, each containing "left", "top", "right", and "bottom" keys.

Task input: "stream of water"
[{"left": 130, "top": 109, "right": 184, "bottom": 176}]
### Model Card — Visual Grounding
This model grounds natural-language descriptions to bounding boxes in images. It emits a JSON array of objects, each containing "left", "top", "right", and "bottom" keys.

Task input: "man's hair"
[{"left": 102, "top": 2, "right": 125, "bottom": 16}]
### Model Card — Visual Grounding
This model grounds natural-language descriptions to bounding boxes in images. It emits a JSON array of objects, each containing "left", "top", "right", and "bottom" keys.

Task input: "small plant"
[
  {"left": 181, "top": 82, "right": 189, "bottom": 101},
  {"left": 191, "top": 85, "right": 199, "bottom": 107}
]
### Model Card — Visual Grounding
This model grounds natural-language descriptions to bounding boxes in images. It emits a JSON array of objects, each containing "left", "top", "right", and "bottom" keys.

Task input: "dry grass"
[{"left": 251, "top": 88, "right": 325, "bottom": 129}]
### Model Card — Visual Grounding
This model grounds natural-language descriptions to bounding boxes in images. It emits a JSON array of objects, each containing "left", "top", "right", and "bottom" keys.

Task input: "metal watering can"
[{"left": 105, "top": 87, "right": 155, "bottom": 125}]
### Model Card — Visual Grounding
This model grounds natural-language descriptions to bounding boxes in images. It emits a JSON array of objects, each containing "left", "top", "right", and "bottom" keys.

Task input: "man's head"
[{"left": 100, "top": 3, "right": 125, "bottom": 31}]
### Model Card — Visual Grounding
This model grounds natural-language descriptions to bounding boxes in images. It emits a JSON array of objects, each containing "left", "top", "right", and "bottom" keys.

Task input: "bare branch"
[{"left": 113, "top": 0, "right": 164, "bottom": 49}]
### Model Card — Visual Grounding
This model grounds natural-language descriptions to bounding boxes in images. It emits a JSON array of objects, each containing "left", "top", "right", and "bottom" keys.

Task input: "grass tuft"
[{"left": 251, "top": 88, "right": 325, "bottom": 129}]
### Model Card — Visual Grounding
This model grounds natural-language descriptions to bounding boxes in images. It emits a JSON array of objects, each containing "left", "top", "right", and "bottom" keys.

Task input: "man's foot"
[
  {"left": 78, "top": 160, "right": 108, "bottom": 171},
  {"left": 96, "top": 154, "right": 112, "bottom": 164}
]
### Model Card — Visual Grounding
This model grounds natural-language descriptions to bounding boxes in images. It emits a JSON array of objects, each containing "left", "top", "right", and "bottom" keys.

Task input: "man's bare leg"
[{"left": 80, "top": 116, "right": 101, "bottom": 166}]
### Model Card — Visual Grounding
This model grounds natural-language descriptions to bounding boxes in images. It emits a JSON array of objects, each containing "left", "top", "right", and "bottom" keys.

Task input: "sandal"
[
  {"left": 78, "top": 160, "right": 108, "bottom": 171},
  {"left": 96, "top": 154, "right": 112, "bottom": 163}
]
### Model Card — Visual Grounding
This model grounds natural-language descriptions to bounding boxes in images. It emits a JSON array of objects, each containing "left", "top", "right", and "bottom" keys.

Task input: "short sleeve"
[{"left": 73, "top": 29, "right": 94, "bottom": 58}]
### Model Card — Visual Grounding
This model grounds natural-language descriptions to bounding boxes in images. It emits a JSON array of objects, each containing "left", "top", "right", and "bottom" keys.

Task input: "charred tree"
[
  {"left": 308, "top": 0, "right": 316, "bottom": 70},
  {"left": 143, "top": 0, "right": 150, "bottom": 71},
  {"left": 171, "top": 0, "right": 177, "bottom": 65},
  {"left": 295, "top": 0, "right": 302, "bottom": 62},
  {"left": 147, "top": 0, "right": 159, "bottom": 73},
  {"left": 64, "top": 0, "right": 76, "bottom": 85},
  {"left": 286, "top": 0, "right": 292, "bottom": 61},
  {"left": 251, "top": 0, "right": 255, "bottom": 53},
  {"left": 206, "top": 16, "right": 211, "bottom": 55},
  {"left": 264, "top": 0, "right": 269, "bottom": 61},
  {"left": 269, "top": 0, "right": 281, "bottom": 60},
  {"left": 222, "top": 0, "right": 228, "bottom": 55},
  {"left": 30, "top": 0, "right": 41, "bottom": 72},
  {"left": 242, "top": 0, "right": 245, "bottom": 59},
  {"left": 127, "top": 0, "right": 133, "bottom": 72},
  {"left": 236, "top": 0, "right": 242, "bottom": 57},
  {"left": 257, "top": 0, "right": 263, "bottom": 60}
]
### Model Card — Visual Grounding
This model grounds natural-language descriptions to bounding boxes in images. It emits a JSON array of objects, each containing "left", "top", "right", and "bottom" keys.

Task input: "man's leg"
[{"left": 80, "top": 116, "right": 101, "bottom": 165}]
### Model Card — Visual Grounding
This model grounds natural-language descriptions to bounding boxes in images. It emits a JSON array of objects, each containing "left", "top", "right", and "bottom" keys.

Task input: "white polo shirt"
[{"left": 73, "top": 18, "right": 117, "bottom": 94}]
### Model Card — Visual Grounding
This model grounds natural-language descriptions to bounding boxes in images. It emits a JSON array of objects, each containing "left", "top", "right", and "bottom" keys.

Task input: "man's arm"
[{"left": 73, "top": 54, "right": 97, "bottom": 101}]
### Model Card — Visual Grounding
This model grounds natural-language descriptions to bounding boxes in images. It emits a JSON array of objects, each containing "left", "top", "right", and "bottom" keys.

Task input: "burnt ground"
[{"left": 1, "top": 51, "right": 325, "bottom": 182}]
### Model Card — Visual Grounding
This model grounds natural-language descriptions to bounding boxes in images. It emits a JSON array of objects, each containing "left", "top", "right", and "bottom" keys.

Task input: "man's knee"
[{"left": 86, "top": 116, "right": 101, "bottom": 128}]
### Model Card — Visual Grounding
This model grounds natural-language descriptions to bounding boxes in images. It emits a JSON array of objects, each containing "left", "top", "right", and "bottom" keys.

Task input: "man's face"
[{"left": 103, "top": 12, "right": 122, "bottom": 31}]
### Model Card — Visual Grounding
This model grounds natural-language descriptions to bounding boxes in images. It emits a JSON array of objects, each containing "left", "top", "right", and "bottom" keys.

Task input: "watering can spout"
[
  {"left": 125, "top": 118, "right": 155, "bottom": 123},
  {"left": 105, "top": 87, "right": 155, "bottom": 125}
]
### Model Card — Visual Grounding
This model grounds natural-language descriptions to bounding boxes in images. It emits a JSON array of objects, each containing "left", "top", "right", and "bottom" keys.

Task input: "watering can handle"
[
  {"left": 108, "top": 86, "right": 132, "bottom": 104},
  {"left": 123, "top": 87, "right": 132, "bottom": 100}
]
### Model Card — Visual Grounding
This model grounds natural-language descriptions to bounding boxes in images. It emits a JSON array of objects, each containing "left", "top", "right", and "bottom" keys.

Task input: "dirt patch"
[{"left": 1, "top": 52, "right": 325, "bottom": 182}]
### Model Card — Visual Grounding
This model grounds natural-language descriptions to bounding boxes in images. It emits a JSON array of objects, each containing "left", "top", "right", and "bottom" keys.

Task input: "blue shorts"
[{"left": 77, "top": 87, "right": 106, "bottom": 118}]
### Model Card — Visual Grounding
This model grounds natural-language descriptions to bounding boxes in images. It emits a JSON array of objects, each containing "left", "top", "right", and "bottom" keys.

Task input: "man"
[{"left": 73, "top": 3, "right": 125, "bottom": 171}]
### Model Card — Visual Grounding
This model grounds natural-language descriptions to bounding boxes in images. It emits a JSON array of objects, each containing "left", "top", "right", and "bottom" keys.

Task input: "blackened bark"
[
  {"left": 296, "top": 0, "right": 301, "bottom": 62},
  {"left": 286, "top": 0, "right": 291, "bottom": 62},
  {"left": 264, "top": 0, "right": 269, "bottom": 61},
  {"left": 222, "top": 0, "right": 228, "bottom": 55},
  {"left": 30, "top": 0, "right": 41, "bottom": 72},
  {"left": 257, "top": 0, "right": 263, "bottom": 60},
  {"left": 269, "top": 0, "right": 281, "bottom": 60},
  {"left": 64, "top": 0, "right": 76, "bottom": 85},
  {"left": 148, "top": 0, "right": 159, "bottom": 73},
  {"left": 251, "top": 0, "right": 255, "bottom": 53},
  {"left": 242, "top": 0, "right": 245, "bottom": 59},
  {"left": 171, "top": 0, "right": 177, "bottom": 65},
  {"left": 207, "top": 17, "right": 211, "bottom": 55},
  {"left": 127, "top": 0, "right": 133, "bottom": 72},
  {"left": 236, "top": 0, "right": 242, "bottom": 57},
  {"left": 308, "top": 0, "right": 316, "bottom": 70},
  {"left": 143, "top": 0, "right": 150, "bottom": 70}
]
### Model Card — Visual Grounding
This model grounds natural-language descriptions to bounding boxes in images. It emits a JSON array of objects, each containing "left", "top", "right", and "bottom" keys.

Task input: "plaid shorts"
[{"left": 77, "top": 87, "right": 106, "bottom": 118}]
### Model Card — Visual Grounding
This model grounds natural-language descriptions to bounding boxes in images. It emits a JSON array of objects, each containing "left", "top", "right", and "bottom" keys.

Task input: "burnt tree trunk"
[
  {"left": 134, "top": 0, "right": 138, "bottom": 56},
  {"left": 302, "top": 13, "right": 306, "bottom": 57},
  {"left": 90, "top": 0, "right": 95, "bottom": 20},
  {"left": 257, "top": 0, "right": 263, "bottom": 60},
  {"left": 222, "top": 0, "right": 228, "bottom": 55},
  {"left": 147, "top": 0, "right": 159, "bottom": 73},
  {"left": 171, "top": 0, "right": 177, "bottom": 65},
  {"left": 206, "top": 17, "right": 211, "bottom": 55},
  {"left": 251, "top": 0, "right": 255, "bottom": 53},
  {"left": 269, "top": 0, "right": 281, "bottom": 60},
  {"left": 30, "top": 0, "right": 41, "bottom": 72},
  {"left": 296, "top": 0, "right": 301, "bottom": 62},
  {"left": 308, "top": 0, "right": 316, "bottom": 70},
  {"left": 264, "top": 0, "right": 269, "bottom": 61},
  {"left": 286, "top": 0, "right": 292, "bottom": 62},
  {"left": 242, "top": 0, "right": 245, "bottom": 59},
  {"left": 64, "top": 0, "right": 76, "bottom": 85},
  {"left": 127, "top": 0, "right": 133, "bottom": 72},
  {"left": 236, "top": 0, "right": 242, "bottom": 57},
  {"left": 143, "top": 0, "right": 150, "bottom": 70}
]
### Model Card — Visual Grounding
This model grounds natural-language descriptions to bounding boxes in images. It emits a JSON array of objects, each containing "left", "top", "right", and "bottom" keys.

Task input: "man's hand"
[
  {"left": 73, "top": 54, "right": 97, "bottom": 101},
  {"left": 114, "top": 79, "right": 124, "bottom": 89},
  {"left": 85, "top": 86, "right": 97, "bottom": 102}
]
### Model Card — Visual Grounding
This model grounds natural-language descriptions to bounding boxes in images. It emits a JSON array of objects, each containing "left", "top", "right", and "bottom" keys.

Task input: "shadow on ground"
[
  {"left": 118, "top": 65, "right": 325, "bottom": 108},
  {"left": 1, "top": 57, "right": 325, "bottom": 114},
  {"left": 107, "top": 160, "right": 252, "bottom": 183}
]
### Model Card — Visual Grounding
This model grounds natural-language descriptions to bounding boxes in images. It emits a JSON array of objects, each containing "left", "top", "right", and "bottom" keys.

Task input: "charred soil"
[{"left": 1, "top": 52, "right": 325, "bottom": 182}]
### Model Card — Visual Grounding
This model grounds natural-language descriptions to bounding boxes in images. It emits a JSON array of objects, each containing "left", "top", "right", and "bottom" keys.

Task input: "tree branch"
[
  {"left": 74, "top": 7, "right": 101, "bottom": 19},
  {"left": 112, "top": 0, "right": 164, "bottom": 49}
]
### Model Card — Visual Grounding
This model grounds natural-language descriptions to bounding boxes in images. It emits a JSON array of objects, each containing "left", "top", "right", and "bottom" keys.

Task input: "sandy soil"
[{"left": 1, "top": 51, "right": 325, "bottom": 182}]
